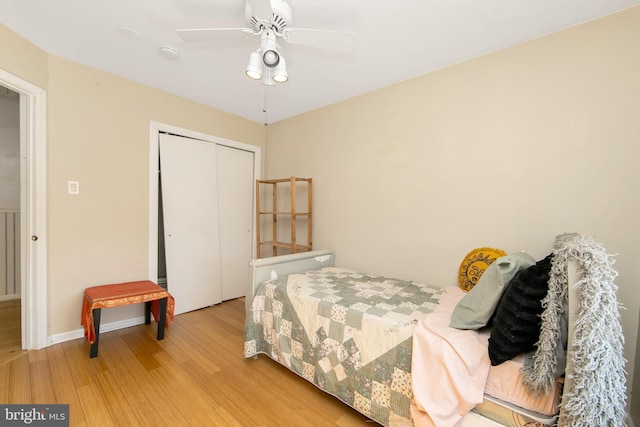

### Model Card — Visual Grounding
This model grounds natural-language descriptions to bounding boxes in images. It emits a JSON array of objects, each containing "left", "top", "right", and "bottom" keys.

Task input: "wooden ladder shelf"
[{"left": 256, "top": 177, "right": 312, "bottom": 258}]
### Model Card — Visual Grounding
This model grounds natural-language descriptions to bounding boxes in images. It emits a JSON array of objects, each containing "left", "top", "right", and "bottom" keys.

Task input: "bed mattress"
[
  {"left": 484, "top": 354, "right": 562, "bottom": 417},
  {"left": 474, "top": 356, "right": 562, "bottom": 427}
]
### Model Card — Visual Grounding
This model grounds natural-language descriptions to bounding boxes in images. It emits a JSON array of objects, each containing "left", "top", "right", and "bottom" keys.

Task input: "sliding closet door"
[
  {"left": 159, "top": 134, "right": 221, "bottom": 314},
  {"left": 216, "top": 144, "right": 254, "bottom": 301}
]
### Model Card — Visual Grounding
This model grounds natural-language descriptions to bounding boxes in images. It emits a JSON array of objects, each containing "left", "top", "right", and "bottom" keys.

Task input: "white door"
[
  {"left": 159, "top": 134, "right": 221, "bottom": 314},
  {"left": 216, "top": 145, "right": 254, "bottom": 300}
]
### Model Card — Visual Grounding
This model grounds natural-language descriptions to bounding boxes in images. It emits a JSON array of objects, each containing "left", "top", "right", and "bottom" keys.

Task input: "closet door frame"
[{"left": 147, "top": 121, "right": 261, "bottom": 286}]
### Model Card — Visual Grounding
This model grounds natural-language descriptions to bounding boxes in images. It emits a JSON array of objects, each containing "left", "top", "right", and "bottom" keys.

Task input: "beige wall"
[
  {"left": 0, "top": 24, "right": 48, "bottom": 89},
  {"left": 0, "top": 24, "right": 266, "bottom": 337},
  {"left": 46, "top": 56, "right": 266, "bottom": 332},
  {"left": 266, "top": 6, "right": 640, "bottom": 409}
]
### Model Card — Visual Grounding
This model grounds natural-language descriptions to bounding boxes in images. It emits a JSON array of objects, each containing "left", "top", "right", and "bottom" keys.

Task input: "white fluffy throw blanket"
[{"left": 522, "top": 233, "right": 628, "bottom": 426}]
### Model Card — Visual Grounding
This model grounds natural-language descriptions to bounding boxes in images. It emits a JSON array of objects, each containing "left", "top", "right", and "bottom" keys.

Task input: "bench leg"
[
  {"left": 145, "top": 301, "right": 152, "bottom": 324},
  {"left": 90, "top": 308, "right": 101, "bottom": 358},
  {"left": 157, "top": 297, "right": 167, "bottom": 340}
]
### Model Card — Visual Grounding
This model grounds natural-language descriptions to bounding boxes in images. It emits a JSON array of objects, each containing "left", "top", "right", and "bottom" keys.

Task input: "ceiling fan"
[{"left": 176, "top": 0, "right": 355, "bottom": 85}]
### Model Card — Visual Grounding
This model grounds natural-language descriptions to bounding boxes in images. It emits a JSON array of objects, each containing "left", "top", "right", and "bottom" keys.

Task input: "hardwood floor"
[
  {"left": 0, "top": 297, "right": 378, "bottom": 426},
  {"left": 0, "top": 299, "right": 26, "bottom": 366}
]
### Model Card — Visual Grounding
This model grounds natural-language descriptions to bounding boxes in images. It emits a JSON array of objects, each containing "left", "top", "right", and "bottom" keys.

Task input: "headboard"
[{"left": 247, "top": 249, "right": 335, "bottom": 315}]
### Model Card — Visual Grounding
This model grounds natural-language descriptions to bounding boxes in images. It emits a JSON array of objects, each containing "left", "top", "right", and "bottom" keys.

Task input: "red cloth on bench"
[{"left": 81, "top": 280, "right": 175, "bottom": 344}]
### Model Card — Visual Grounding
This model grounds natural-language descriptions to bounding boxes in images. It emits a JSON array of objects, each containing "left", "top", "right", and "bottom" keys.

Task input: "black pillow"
[{"left": 488, "top": 254, "right": 553, "bottom": 366}]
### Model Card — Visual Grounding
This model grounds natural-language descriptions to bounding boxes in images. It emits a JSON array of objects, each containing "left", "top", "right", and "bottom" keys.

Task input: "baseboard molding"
[
  {"left": 49, "top": 315, "right": 147, "bottom": 346},
  {"left": 0, "top": 294, "right": 20, "bottom": 302}
]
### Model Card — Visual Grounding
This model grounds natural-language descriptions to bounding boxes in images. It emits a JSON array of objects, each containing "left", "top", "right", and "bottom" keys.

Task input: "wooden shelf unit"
[{"left": 256, "top": 177, "right": 312, "bottom": 258}]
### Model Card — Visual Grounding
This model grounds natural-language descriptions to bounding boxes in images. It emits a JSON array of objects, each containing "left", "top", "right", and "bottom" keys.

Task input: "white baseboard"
[
  {"left": 49, "top": 315, "right": 147, "bottom": 345},
  {"left": 0, "top": 294, "right": 20, "bottom": 302}
]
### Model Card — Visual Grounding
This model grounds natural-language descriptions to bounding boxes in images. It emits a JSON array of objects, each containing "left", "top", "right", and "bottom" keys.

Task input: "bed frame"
[{"left": 246, "top": 249, "right": 580, "bottom": 427}]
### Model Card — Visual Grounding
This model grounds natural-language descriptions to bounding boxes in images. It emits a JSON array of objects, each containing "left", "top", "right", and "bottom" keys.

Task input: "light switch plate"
[{"left": 68, "top": 181, "right": 79, "bottom": 195}]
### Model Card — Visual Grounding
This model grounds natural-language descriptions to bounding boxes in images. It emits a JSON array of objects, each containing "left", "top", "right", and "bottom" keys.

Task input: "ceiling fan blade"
[
  {"left": 246, "top": 0, "right": 273, "bottom": 20},
  {"left": 176, "top": 27, "right": 254, "bottom": 42},
  {"left": 283, "top": 28, "right": 356, "bottom": 54}
]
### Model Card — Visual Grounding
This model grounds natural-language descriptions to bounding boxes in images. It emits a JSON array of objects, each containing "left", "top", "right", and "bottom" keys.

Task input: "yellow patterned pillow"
[{"left": 458, "top": 247, "right": 507, "bottom": 291}]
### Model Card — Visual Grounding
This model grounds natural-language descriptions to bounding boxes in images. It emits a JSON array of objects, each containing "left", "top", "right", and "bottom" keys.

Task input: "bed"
[{"left": 243, "top": 234, "right": 626, "bottom": 426}]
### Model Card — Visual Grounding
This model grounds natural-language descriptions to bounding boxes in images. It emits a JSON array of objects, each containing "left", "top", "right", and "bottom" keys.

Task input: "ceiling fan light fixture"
[
  {"left": 176, "top": 0, "right": 357, "bottom": 91},
  {"left": 246, "top": 50, "right": 263, "bottom": 80},
  {"left": 272, "top": 57, "right": 288, "bottom": 83},
  {"left": 260, "top": 30, "right": 280, "bottom": 68},
  {"left": 262, "top": 49, "right": 280, "bottom": 67}
]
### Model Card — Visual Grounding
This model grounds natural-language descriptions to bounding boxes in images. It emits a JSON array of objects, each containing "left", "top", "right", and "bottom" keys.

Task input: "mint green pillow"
[{"left": 449, "top": 252, "right": 536, "bottom": 330}]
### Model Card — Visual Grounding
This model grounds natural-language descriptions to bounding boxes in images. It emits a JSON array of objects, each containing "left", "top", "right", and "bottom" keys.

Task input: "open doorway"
[
  {"left": 0, "top": 85, "right": 21, "bottom": 363},
  {"left": 0, "top": 69, "right": 48, "bottom": 352}
]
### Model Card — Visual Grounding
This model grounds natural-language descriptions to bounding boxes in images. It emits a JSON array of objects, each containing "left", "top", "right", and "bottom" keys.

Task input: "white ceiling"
[{"left": 1, "top": 0, "right": 638, "bottom": 125}]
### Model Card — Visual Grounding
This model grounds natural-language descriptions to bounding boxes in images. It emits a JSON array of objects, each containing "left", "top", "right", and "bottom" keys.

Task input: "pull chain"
[{"left": 263, "top": 87, "right": 269, "bottom": 125}]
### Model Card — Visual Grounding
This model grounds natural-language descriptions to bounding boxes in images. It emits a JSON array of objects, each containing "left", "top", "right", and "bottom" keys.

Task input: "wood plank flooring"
[
  {"left": 0, "top": 299, "right": 26, "bottom": 366},
  {"left": 1, "top": 297, "right": 379, "bottom": 426}
]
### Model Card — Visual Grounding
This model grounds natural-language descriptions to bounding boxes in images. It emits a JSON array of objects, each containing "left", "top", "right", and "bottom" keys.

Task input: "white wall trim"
[
  {"left": 148, "top": 121, "right": 261, "bottom": 282},
  {"left": 0, "top": 68, "right": 48, "bottom": 350},
  {"left": 49, "top": 316, "right": 147, "bottom": 345}
]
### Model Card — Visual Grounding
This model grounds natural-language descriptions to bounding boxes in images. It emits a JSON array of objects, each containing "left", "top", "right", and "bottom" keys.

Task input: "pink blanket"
[{"left": 411, "top": 286, "right": 491, "bottom": 427}]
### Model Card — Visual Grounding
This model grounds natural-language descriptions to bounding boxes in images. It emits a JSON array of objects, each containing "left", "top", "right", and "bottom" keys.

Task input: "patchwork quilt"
[{"left": 244, "top": 267, "right": 443, "bottom": 426}]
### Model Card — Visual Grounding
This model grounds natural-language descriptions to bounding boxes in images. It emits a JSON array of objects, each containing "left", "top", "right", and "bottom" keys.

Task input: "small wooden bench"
[{"left": 81, "top": 280, "right": 175, "bottom": 358}]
